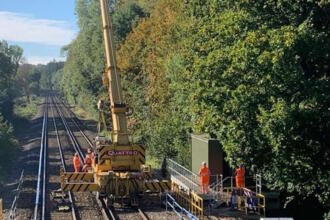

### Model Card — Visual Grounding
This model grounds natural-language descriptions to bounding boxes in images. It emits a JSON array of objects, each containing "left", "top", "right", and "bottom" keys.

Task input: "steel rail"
[
  {"left": 53, "top": 96, "right": 113, "bottom": 219},
  {"left": 42, "top": 97, "right": 48, "bottom": 220},
  {"left": 137, "top": 208, "right": 149, "bottom": 220},
  {"left": 97, "top": 198, "right": 116, "bottom": 220},
  {"left": 53, "top": 97, "right": 85, "bottom": 162},
  {"left": 50, "top": 100, "right": 77, "bottom": 220},
  {"left": 34, "top": 96, "right": 48, "bottom": 220},
  {"left": 57, "top": 97, "right": 94, "bottom": 148},
  {"left": 57, "top": 96, "right": 153, "bottom": 220},
  {"left": 56, "top": 98, "right": 118, "bottom": 220}
]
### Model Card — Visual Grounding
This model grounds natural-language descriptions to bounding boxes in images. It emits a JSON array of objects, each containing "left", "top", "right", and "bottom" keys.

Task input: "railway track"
[
  {"left": 33, "top": 96, "right": 48, "bottom": 220},
  {"left": 32, "top": 95, "right": 80, "bottom": 220},
  {"left": 29, "top": 94, "right": 103, "bottom": 220},
  {"left": 54, "top": 96, "right": 124, "bottom": 220},
  {"left": 54, "top": 97, "right": 117, "bottom": 219},
  {"left": 50, "top": 102, "right": 77, "bottom": 220},
  {"left": 137, "top": 208, "right": 149, "bottom": 220},
  {"left": 52, "top": 95, "right": 104, "bottom": 220},
  {"left": 56, "top": 96, "right": 152, "bottom": 220},
  {"left": 30, "top": 94, "right": 172, "bottom": 220}
]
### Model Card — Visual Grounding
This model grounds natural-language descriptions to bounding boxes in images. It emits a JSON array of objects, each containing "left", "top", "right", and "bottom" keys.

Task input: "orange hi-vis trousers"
[
  {"left": 73, "top": 156, "right": 81, "bottom": 172},
  {"left": 235, "top": 167, "right": 245, "bottom": 187}
]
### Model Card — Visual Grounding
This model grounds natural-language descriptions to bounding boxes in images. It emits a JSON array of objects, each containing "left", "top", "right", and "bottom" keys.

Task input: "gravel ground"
[
  {"left": 59, "top": 99, "right": 183, "bottom": 220},
  {"left": 1, "top": 94, "right": 245, "bottom": 220},
  {"left": 52, "top": 97, "right": 103, "bottom": 220},
  {"left": 0, "top": 95, "right": 104, "bottom": 220},
  {"left": 1, "top": 97, "right": 46, "bottom": 220},
  {"left": 46, "top": 100, "right": 75, "bottom": 220}
]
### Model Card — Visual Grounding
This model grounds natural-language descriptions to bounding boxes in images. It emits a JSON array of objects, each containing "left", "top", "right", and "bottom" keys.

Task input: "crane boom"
[
  {"left": 100, "top": 0, "right": 129, "bottom": 145},
  {"left": 60, "top": 0, "right": 171, "bottom": 207}
]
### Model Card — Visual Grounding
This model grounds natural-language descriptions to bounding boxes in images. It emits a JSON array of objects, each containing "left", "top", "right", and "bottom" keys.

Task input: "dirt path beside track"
[{"left": 1, "top": 98, "right": 46, "bottom": 219}]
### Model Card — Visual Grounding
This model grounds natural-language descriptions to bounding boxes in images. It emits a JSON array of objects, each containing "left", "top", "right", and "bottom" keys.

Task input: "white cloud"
[
  {"left": 0, "top": 11, "right": 76, "bottom": 46},
  {"left": 26, "top": 56, "right": 66, "bottom": 65}
]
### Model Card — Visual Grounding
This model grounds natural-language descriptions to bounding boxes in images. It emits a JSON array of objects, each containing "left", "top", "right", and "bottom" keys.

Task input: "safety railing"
[
  {"left": 165, "top": 193, "right": 198, "bottom": 220},
  {"left": 209, "top": 175, "right": 233, "bottom": 202},
  {"left": 222, "top": 175, "right": 265, "bottom": 216},
  {"left": 167, "top": 159, "right": 201, "bottom": 193},
  {"left": 256, "top": 174, "right": 262, "bottom": 194},
  {"left": 239, "top": 187, "right": 266, "bottom": 216},
  {"left": 168, "top": 159, "right": 224, "bottom": 197},
  {"left": 8, "top": 170, "right": 24, "bottom": 220},
  {"left": 210, "top": 176, "right": 234, "bottom": 193},
  {"left": 209, "top": 175, "right": 223, "bottom": 191}
]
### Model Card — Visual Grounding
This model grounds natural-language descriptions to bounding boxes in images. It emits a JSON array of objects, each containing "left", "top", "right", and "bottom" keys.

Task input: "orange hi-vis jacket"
[
  {"left": 73, "top": 155, "right": 81, "bottom": 171},
  {"left": 235, "top": 167, "right": 245, "bottom": 187},
  {"left": 199, "top": 166, "right": 210, "bottom": 184},
  {"left": 90, "top": 152, "right": 95, "bottom": 165},
  {"left": 84, "top": 154, "right": 92, "bottom": 166}
]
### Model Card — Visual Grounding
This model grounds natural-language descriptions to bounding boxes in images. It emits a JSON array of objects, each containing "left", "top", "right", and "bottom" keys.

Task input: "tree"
[
  {"left": 112, "top": 0, "right": 146, "bottom": 44},
  {"left": 57, "top": 0, "right": 330, "bottom": 217},
  {"left": 117, "top": 0, "right": 191, "bottom": 165},
  {"left": 0, "top": 115, "right": 16, "bottom": 177},
  {"left": 0, "top": 40, "right": 22, "bottom": 179},
  {"left": 16, "top": 64, "right": 34, "bottom": 102},
  {"left": 0, "top": 41, "right": 23, "bottom": 118},
  {"left": 186, "top": 0, "right": 330, "bottom": 218}
]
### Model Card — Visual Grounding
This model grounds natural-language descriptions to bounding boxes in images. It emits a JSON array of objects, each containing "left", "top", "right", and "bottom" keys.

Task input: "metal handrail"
[
  {"left": 168, "top": 159, "right": 198, "bottom": 179},
  {"left": 167, "top": 159, "right": 200, "bottom": 192},
  {"left": 256, "top": 174, "right": 262, "bottom": 194},
  {"left": 165, "top": 193, "right": 198, "bottom": 220},
  {"left": 168, "top": 167, "right": 199, "bottom": 187},
  {"left": 210, "top": 176, "right": 233, "bottom": 193}
]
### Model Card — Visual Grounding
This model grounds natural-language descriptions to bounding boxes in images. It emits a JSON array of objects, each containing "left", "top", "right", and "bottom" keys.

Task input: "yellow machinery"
[
  {"left": 60, "top": 0, "right": 169, "bottom": 206},
  {"left": 0, "top": 199, "right": 3, "bottom": 220}
]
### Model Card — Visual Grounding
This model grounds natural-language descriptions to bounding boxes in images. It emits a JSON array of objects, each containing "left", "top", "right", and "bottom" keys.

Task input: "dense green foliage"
[
  {"left": 0, "top": 115, "right": 17, "bottom": 177},
  {"left": 16, "top": 63, "right": 41, "bottom": 102},
  {"left": 112, "top": 0, "right": 146, "bottom": 44},
  {"left": 57, "top": 0, "right": 330, "bottom": 218},
  {"left": 0, "top": 41, "right": 23, "bottom": 118},
  {"left": 14, "top": 61, "right": 63, "bottom": 119},
  {"left": 53, "top": 0, "right": 106, "bottom": 117},
  {"left": 0, "top": 40, "right": 22, "bottom": 177},
  {"left": 13, "top": 96, "right": 40, "bottom": 119},
  {"left": 0, "top": 40, "right": 62, "bottom": 177},
  {"left": 186, "top": 1, "right": 330, "bottom": 218}
]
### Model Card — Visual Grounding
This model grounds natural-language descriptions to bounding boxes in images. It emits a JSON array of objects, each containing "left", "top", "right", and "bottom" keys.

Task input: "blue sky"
[{"left": 0, "top": 0, "right": 77, "bottom": 64}]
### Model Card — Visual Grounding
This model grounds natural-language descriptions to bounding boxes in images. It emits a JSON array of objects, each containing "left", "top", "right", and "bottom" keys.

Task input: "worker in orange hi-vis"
[
  {"left": 82, "top": 153, "right": 92, "bottom": 172},
  {"left": 199, "top": 162, "right": 211, "bottom": 194},
  {"left": 87, "top": 147, "right": 95, "bottom": 165},
  {"left": 235, "top": 164, "right": 245, "bottom": 188},
  {"left": 73, "top": 153, "right": 81, "bottom": 172}
]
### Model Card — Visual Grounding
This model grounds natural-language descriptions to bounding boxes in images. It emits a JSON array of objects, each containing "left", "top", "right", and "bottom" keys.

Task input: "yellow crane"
[{"left": 60, "top": 0, "right": 169, "bottom": 206}]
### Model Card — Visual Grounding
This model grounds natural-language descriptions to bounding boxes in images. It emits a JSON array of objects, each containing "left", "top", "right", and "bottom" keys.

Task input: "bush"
[
  {"left": 0, "top": 115, "right": 17, "bottom": 179},
  {"left": 13, "top": 96, "right": 40, "bottom": 119}
]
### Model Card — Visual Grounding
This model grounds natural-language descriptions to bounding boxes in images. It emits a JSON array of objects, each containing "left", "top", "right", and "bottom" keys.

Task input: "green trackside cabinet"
[{"left": 191, "top": 134, "right": 230, "bottom": 177}]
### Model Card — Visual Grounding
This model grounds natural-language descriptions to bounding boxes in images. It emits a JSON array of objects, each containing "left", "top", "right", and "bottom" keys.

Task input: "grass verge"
[{"left": 13, "top": 96, "right": 40, "bottom": 119}]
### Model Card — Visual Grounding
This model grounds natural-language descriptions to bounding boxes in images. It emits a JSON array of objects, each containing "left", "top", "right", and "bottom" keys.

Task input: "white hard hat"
[{"left": 202, "top": 161, "right": 206, "bottom": 165}]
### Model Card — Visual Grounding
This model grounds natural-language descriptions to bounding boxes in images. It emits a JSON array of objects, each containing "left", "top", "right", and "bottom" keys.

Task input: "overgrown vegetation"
[
  {"left": 54, "top": 0, "right": 330, "bottom": 218},
  {"left": 13, "top": 96, "right": 41, "bottom": 119},
  {"left": 0, "top": 116, "right": 17, "bottom": 178},
  {"left": 0, "top": 40, "right": 63, "bottom": 179},
  {"left": 0, "top": 40, "right": 22, "bottom": 178}
]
